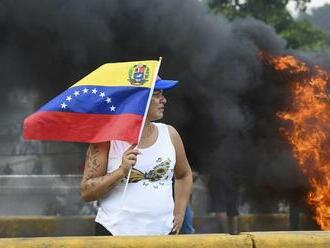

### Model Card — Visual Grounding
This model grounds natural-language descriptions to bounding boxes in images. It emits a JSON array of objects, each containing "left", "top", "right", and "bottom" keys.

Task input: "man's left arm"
[{"left": 168, "top": 125, "right": 193, "bottom": 234}]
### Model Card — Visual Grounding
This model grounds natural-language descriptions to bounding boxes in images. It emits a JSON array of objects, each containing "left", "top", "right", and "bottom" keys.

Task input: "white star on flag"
[
  {"left": 82, "top": 88, "right": 88, "bottom": 93},
  {"left": 110, "top": 105, "right": 116, "bottom": 112},
  {"left": 74, "top": 91, "right": 80, "bottom": 96},
  {"left": 61, "top": 103, "right": 67, "bottom": 109},
  {"left": 105, "top": 97, "right": 112, "bottom": 103},
  {"left": 92, "top": 88, "right": 98, "bottom": 94},
  {"left": 66, "top": 96, "right": 72, "bottom": 101},
  {"left": 100, "top": 92, "right": 105, "bottom": 98}
]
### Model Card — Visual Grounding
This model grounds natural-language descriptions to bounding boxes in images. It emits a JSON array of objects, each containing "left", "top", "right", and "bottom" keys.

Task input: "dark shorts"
[
  {"left": 95, "top": 222, "right": 113, "bottom": 236},
  {"left": 94, "top": 222, "right": 175, "bottom": 236}
]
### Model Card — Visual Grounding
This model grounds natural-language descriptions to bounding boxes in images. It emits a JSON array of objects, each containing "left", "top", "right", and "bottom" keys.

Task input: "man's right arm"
[
  {"left": 80, "top": 142, "right": 125, "bottom": 202},
  {"left": 80, "top": 142, "right": 139, "bottom": 202}
]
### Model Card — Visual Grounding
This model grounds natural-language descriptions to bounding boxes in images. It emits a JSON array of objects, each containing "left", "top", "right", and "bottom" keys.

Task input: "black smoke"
[{"left": 2, "top": 0, "right": 326, "bottom": 212}]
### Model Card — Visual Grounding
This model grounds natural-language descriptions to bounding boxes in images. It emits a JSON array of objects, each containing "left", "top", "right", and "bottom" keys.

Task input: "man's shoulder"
[
  {"left": 154, "top": 122, "right": 176, "bottom": 133},
  {"left": 166, "top": 124, "right": 181, "bottom": 143}
]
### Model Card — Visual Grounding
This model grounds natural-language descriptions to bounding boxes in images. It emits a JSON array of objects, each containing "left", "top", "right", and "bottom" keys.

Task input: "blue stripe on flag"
[{"left": 38, "top": 85, "right": 150, "bottom": 115}]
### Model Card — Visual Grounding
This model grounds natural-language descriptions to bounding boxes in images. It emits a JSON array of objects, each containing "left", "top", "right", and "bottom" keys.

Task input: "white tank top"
[{"left": 95, "top": 122, "right": 176, "bottom": 235}]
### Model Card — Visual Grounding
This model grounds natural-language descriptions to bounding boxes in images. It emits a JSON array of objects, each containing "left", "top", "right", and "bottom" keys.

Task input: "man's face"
[{"left": 147, "top": 90, "right": 167, "bottom": 121}]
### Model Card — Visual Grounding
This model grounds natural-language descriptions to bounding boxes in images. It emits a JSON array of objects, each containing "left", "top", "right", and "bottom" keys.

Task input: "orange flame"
[{"left": 263, "top": 52, "right": 330, "bottom": 230}]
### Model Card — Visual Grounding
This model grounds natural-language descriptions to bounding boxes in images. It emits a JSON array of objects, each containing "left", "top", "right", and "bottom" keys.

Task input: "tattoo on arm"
[
  {"left": 82, "top": 170, "right": 121, "bottom": 193},
  {"left": 82, "top": 143, "right": 124, "bottom": 199},
  {"left": 82, "top": 176, "right": 103, "bottom": 191},
  {"left": 85, "top": 144, "right": 102, "bottom": 174}
]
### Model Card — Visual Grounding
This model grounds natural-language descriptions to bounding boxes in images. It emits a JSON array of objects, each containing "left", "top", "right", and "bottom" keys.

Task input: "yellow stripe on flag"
[{"left": 72, "top": 60, "right": 159, "bottom": 88}]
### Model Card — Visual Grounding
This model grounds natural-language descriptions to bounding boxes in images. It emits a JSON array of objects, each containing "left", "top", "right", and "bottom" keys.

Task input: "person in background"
[
  {"left": 208, "top": 173, "right": 240, "bottom": 235},
  {"left": 180, "top": 171, "right": 198, "bottom": 234}
]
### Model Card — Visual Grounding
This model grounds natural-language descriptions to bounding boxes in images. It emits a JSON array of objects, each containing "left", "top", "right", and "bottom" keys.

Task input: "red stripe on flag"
[{"left": 23, "top": 111, "right": 143, "bottom": 143}]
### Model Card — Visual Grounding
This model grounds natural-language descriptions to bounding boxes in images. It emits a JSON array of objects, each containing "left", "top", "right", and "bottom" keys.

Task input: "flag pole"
[
  {"left": 136, "top": 57, "right": 163, "bottom": 143},
  {"left": 120, "top": 57, "right": 163, "bottom": 207}
]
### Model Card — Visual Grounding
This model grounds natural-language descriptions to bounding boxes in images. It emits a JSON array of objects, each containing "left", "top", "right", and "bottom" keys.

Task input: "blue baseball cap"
[{"left": 154, "top": 76, "right": 178, "bottom": 90}]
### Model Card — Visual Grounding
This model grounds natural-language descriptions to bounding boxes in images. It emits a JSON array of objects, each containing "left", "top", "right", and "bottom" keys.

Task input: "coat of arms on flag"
[
  {"left": 23, "top": 59, "right": 161, "bottom": 144},
  {"left": 128, "top": 64, "right": 150, "bottom": 86}
]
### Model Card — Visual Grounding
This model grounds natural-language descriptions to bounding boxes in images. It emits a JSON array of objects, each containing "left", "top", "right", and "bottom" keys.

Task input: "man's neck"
[{"left": 141, "top": 121, "right": 153, "bottom": 139}]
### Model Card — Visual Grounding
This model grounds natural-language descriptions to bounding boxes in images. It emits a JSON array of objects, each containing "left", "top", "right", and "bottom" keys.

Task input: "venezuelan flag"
[{"left": 23, "top": 60, "right": 161, "bottom": 143}]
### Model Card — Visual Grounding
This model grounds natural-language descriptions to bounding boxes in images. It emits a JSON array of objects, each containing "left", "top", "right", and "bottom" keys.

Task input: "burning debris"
[{"left": 264, "top": 53, "right": 330, "bottom": 230}]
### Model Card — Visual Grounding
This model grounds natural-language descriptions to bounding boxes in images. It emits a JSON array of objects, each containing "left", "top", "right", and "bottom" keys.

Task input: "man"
[
  {"left": 80, "top": 77, "right": 193, "bottom": 235},
  {"left": 208, "top": 173, "right": 240, "bottom": 235}
]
